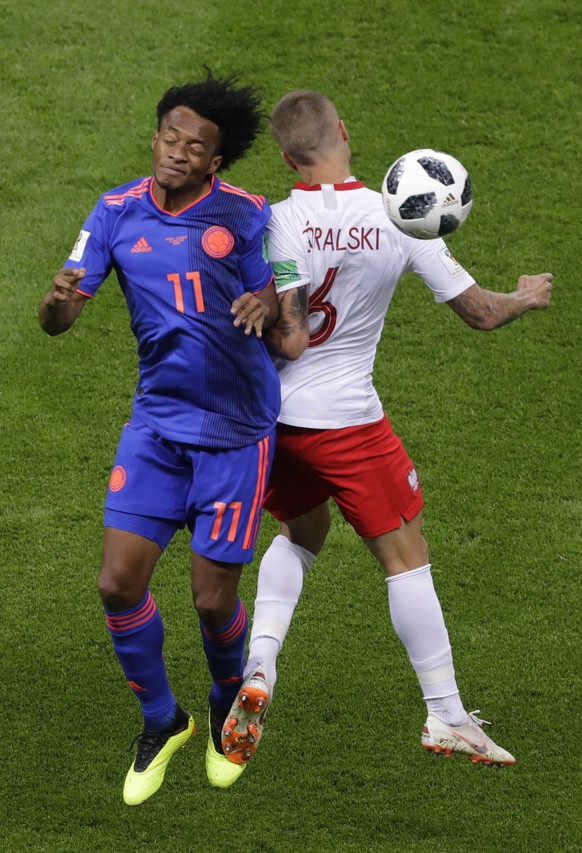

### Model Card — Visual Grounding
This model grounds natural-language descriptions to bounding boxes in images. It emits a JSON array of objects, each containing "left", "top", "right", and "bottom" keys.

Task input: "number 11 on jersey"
[{"left": 167, "top": 271, "right": 205, "bottom": 314}]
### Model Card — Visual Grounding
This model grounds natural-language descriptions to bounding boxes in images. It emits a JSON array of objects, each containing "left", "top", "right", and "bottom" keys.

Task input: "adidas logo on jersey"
[{"left": 131, "top": 237, "right": 152, "bottom": 253}]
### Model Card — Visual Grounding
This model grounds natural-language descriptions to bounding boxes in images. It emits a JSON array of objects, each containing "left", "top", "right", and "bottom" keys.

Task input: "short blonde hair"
[{"left": 270, "top": 90, "right": 340, "bottom": 165}]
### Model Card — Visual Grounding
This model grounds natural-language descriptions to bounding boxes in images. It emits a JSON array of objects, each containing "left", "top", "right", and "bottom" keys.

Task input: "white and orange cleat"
[
  {"left": 221, "top": 669, "right": 270, "bottom": 765},
  {"left": 421, "top": 710, "right": 516, "bottom": 767}
]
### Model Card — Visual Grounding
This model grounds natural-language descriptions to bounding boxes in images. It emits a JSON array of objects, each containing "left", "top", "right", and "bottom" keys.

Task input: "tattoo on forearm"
[
  {"left": 278, "top": 288, "right": 309, "bottom": 337},
  {"left": 449, "top": 289, "right": 491, "bottom": 324},
  {"left": 448, "top": 285, "right": 522, "bottom": 330}
]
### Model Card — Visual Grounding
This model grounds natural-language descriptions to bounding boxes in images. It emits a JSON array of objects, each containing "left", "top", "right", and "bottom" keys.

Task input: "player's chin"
[
  {"left": 156, "top": 168, "right": 188, "bottom": 190},
  {"left": 156, "top": 175, "right": 181, "bottom": 191}
]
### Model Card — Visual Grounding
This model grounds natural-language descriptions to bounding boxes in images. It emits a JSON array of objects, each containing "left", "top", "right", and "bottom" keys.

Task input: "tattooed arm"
[
  {"left": 264, "top": 285, "right": 310, "bottom": 360},
  {"left": 447, "top": 273, "right": 554, "bottom": 331}
]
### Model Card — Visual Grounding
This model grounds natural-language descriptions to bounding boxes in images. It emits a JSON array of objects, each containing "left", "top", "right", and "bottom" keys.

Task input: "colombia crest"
[{"left": 202, "top": 226, "right": 235, "bottom": 258}]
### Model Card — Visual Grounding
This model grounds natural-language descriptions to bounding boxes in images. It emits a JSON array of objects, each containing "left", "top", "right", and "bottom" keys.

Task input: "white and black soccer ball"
[{"left": 382, "top": 149, "right": 473, "bottom": 239}]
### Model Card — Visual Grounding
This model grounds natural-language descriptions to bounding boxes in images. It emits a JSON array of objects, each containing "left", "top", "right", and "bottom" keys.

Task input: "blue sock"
[
  {"left": 200, "top": 598, "right": 247, "bottom": 716},
  {"left": 105, "top": 590, "right": 176, "bottom": 731}
]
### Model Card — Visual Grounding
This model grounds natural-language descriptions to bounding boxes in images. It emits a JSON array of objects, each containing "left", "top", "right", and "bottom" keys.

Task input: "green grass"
[{"left": 1, "top": 0, "right": 580, "bottom": 850}]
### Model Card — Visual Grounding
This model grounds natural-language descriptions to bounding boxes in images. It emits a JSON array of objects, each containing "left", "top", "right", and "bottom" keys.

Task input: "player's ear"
[
  {"left": 339, "top": 120, "right": 349, "bottom": 142},
  {"left": 282, "top": 151, "right": 299, "bottom": 172},
  {"left": 151, "top": 132, "right": 158, "bottom": 151},
  {"left": 208, "top": 154, "right": 222, "bottom": 174}
]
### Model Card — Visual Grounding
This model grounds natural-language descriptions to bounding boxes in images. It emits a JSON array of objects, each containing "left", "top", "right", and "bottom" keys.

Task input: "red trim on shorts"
[{"left": 243, "top": 435, "right": 270, "bottom": 549}]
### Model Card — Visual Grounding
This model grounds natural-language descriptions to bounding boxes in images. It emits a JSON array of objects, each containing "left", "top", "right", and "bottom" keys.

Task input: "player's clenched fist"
[{"left": 517, "top": 273, "right": 554, "bottom": 310}]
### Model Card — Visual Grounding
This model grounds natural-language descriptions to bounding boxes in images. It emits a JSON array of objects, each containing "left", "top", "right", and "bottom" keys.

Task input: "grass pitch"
[{"left": 0, "top": 0, "right": 580, "bottom": 850}]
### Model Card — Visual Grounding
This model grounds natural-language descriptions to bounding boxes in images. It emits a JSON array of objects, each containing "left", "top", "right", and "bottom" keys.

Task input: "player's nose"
[{"left": 170, "top": 142, "right": 188, "bottom": 161}]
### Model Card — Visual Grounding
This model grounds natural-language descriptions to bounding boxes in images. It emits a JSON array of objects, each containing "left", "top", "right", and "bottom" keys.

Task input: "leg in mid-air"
[
  {"left": 98, "top": 525, "right": 195, "bottom": 807},
  {"left": 365, "top": 511, "right": 515, "bottom": 766},
  {"left": 190, "top": 551, "right": 250, "bottom": 788},
  {"left": 223, "top": 504, "right": 514, "bottom": 770},
  {"left": 222, "top": 409, "right": 515, "bottom": 770},
  {"left": 185, "top": 430, "right": 276, "bottom": 787},
  {"left": 221, "top": 502, "right": 330, "bottom": 765}
]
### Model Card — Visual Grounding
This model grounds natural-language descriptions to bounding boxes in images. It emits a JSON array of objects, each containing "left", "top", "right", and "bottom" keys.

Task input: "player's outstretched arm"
[
  {"left": 264, "top": 285, "right": 309, "bottom": 360},
  {"left": 446, "top": 273, "right": 554, "bottom": 331},
  {"left": 38, "top": 267, "right": 89, "bottom": 336}
]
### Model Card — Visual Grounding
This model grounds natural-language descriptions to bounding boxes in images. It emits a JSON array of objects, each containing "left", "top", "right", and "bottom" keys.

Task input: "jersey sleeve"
[
  {"left": 405, "top": 236, "right": 476, "bottom": 303},
  {"left": 266, "top": 201, "right": 311, "bottom": 295},
  {"left": 64, "top": 196, "right": 114, "bottom": 298},
  {"left": 238, "top": 198, "right": 276, "bottom": 294}
]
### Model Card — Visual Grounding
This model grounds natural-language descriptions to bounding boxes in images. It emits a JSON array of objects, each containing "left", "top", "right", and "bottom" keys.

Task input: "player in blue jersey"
[{"left": 38, "top": 72, "right": 281, "bottom": 802}]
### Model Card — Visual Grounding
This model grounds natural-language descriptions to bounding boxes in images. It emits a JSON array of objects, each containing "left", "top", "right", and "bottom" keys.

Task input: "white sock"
[
  {"left": 246, "top": 534, "right": 316, "bottom": 690},
  {"left": 245, "top": 637, "right": 281, "bottom": 684},
  {"left": 386, "top": 564, "right": 467, "bottom": 726}
]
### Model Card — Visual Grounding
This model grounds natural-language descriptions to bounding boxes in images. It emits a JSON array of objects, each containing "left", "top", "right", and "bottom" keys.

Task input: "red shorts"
[{"left": 264, "top": 415, "right": 424, "bottom": 538}]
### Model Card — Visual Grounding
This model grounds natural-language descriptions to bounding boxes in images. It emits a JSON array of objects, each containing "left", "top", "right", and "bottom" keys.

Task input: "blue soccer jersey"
[{"left": 66, "top": 175, "right": 280, "bottom": 449}]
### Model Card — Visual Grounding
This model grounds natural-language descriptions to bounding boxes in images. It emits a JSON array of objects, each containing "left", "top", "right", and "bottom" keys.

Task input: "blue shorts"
[{"left": 104, "top": 416, "right": 275, "bottom": 563}]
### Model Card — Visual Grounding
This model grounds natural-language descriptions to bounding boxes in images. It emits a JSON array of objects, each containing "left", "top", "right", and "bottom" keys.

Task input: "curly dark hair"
[{"left": 156, "top": 69, "right": 264, "bottom": 171}]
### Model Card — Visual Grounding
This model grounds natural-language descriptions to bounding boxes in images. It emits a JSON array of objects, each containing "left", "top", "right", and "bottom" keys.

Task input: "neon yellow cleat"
[
  {"left": 206, "top": 709, "right": 247, "bottom": 788},
  {"left": 123, "top": 708, "right": 195, "bottom": 806}
]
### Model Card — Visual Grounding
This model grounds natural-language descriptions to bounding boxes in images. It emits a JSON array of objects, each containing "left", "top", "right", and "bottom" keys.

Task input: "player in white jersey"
[
  {"left": 269, "top": 179, "right": 475, "bottom": 429},
  {"left": 221, "top": 90, "right": 554, "bottom": 772}
]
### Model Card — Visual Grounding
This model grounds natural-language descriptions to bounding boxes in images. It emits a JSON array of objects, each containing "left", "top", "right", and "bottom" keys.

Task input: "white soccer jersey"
[{"left": 268, "top": 178, "right": 475, "bottom": 428}]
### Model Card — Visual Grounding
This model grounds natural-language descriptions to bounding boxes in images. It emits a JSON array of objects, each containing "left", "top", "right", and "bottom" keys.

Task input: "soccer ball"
[{"left": 382, "top": 149, "right": 473, "bottom": 239}]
